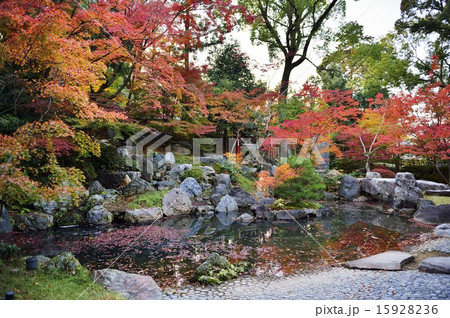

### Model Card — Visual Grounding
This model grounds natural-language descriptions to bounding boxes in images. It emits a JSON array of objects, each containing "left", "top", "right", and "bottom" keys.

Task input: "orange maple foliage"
[{"left": 256, "top": 164, "right": 297, "bottom": 196}]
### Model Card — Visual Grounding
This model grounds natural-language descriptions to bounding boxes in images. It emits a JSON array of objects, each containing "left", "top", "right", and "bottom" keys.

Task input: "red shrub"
[{"left": 372, "top": 168, "right": 396, "bottom": 178}]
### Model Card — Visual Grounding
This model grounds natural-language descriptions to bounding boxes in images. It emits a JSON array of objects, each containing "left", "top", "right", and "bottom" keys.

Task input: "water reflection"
[{"left": 0, "top": 202, "right": 427, "bottom": 288}]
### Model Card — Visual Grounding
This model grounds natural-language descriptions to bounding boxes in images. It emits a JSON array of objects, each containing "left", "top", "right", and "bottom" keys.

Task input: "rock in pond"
[
  {"left": 418, "top": 257, "right": 450, "bottom": 274},
  {"left": 14, "top": 212, "right": 53, "bottom": 231},
  {"left": 215, "top": 195, "right": 239, "bottom": 213},
  {"left": 162, "top": 188, "right": 193, "bottom": 216},
  {"left": 93, "top": 269, "right": 162, "bottom": 300},
  {"left": 211, "top": 183, "right": 230, "bottom": 206},
  {"left": 345, "top": 251, "right": 414, "bottom": 271},
  {"left": 414, "top": 204, "right": 450, "bottom": 225},
  {"left": 179, "top": 177, "right": 203, "bottom": 198},
  {"left": 236, "top": 213, "right": 254, "bottom": 224},
  {"left": 275, "top": 209, "right": 313, "bottom": 220},
  {"left": 192, "top": 253, "right": 250, "bottom": 285},
  {"left": 360, "top": 178, "right": 395, "bottom": 202},
  {"left": 229, "top": 186, "right": 257, "bottom": 208},
  {"left": 434, "top": 223, "right": 450, "bottom": 238},
  {"left": 124, "top": 208, "right": 163, "bottom": 224},
  {"left": 338, "top": 175, "right": 360, "bottom": 200},
  {"left": 86, "top": 205, "right": 113, "bottom": 225},
  {"left": 393, "top": 172, "right": 423, "bottom": 210},
  {"left": 251, "top": 204, "right": 273, "bottom": 220}
]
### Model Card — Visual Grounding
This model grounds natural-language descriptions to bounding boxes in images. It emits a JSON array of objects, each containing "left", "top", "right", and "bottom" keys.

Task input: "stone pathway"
[{"left": 163, "top": 268, "right": 450, "bottom": 300}]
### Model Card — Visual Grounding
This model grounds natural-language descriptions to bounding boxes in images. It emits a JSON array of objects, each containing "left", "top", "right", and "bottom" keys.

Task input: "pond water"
[{"left": 0, "top": 202, "right": 428, "bottom": 288}]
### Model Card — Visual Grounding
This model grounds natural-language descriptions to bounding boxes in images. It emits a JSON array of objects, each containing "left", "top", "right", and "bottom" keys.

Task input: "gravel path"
[{"left": 163, "top": 268, "right": 450, "bottom": 300}]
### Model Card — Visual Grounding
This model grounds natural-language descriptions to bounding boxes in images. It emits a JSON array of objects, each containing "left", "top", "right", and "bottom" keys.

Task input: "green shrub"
[
  {"left": 218, "top": 160, "right": 240, "bottom": 183},
  {"left": 274, "top": 157, "right": 325, "bottom": 206},
  {"left": 0, "top": 242, "right": 21, "bottom": 261},
  {"left": 54, "top": 211, "right": 84, "bottom": 226},
  {"left": 235, "top": 173, "right": 256, "bottom": 193},
  {"left": 323, "top": 174, "right": 341, "bottom": 192},
  {"left": 181, "top": 166, "right": 204, "bottom": 182}
]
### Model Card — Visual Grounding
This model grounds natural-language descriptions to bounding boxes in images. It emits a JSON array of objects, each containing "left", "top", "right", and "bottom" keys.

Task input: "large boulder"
[
  {"left": 393, "top": 172, "right": 423, "bottom": 210},
  {"left": 418, "top": 257, "right": 450, "bottom": 274},
  {"left": 345, "top": 251, "right": 414, "bottom": 271},
  {"left": 338, "top": 175, "right": 360, "bottom": 200},
  {"left": 86, "top": 205, "right": 113, "bottom": 225},
  {"left": 211, "top": 183, "right": 230, "bottom": 206},
  {"left": 88, "top": 180, "right": 105, "bottom": 195},
  {"left": 414, "top": 204, "right": 450, "bottom": 225},
  {"left": 360, "top": 178, "right": 395, "bottom": 201},
  {"left": 215, "top": 195, "right": 239, "bottom": 213},
  {"left": 93, "top": 269, "right": 162, "bottom": 300},
  {"left": 124, "top": 208, "right": 163, "bottom": 224},
  {"left": 34, "top": 195, "right": 74, "bottom": 215},
  {"left": 416, "top": 180, "right": 450, "bottom": 191},
  {"left": 229, "top": 186, "right": 257, "bottom": 208},
  {"left": 122, "top": 178, "right": 154, "bottom": 197},
  {"left": 14, "top": 212, "right": 53, "bottom": 231},
  {"left": 162, "top": 188, "right": 192, "bottom": 216},
  {"left": 0, "top": 204, "right": 13, "bottom": 233},
  {"left": 97, "top": 171, "right": 141, "bottom": 189},
  {"left": 179, "top": 177, "right": 203, "bottom": 198},
  {"left": 216, "top": 174, "right": 231, "bottom": 190}
]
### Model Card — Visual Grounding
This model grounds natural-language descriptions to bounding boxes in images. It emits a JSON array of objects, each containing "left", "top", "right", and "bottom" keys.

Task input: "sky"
[{"left": 194, "top": 0, "right": 402, "bottom": 92}]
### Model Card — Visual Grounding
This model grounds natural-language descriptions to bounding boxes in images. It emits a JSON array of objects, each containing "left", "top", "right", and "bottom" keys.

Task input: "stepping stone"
[
  {"left": 418, "top": 257, "right": 450, "bottom": 274},
  {"left": 345, "top": 251, "right": 414, "bottom": 271},
  {"left": 93, "top": 269, "right": 162, "bottom": 299}
]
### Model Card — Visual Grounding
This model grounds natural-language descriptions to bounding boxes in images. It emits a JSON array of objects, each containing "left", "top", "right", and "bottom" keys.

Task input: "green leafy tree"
[
  {"left": 240, "top": 0, "right": 343, "bottom": 96},
  {"left": 207, "top": 43, "right": 259, "bottom": 93}
]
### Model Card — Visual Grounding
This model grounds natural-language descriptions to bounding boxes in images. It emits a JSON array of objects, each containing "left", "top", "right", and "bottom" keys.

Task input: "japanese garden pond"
[{"left": 0, "top": 202, "right": 428, "bottom": 289}]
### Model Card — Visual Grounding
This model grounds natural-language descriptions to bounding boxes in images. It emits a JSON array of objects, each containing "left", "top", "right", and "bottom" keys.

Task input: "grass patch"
[
  {"left": 174, "top": 154, "right": 192, "bottom": 164},
  {"left": 425, "top": 195, "right": 450, "bottom": 206},
  {"left": 128, "top": 190, "right": 169, "bottom": 210},
  {"left": 0, "top": 258, "right": 122, "bottom": 300},
  {"left": 235, "top": 173, "right": 256, "bottom": 194}
]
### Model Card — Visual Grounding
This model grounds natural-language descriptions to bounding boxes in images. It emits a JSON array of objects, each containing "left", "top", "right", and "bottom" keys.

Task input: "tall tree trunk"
[
  {"left": 280, "top": 55, "right": 294, "bottom": 97},
  {"left": 365, "top": 155, "right": 371, "bottom": 173}
]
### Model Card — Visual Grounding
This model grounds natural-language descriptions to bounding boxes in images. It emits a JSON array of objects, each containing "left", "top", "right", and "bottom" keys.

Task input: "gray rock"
[
  {"left": 211, "top": 183, "right": 230, "bottom": 206},
  {"left": 199, "top": 166, "right": 215, "bottom": 178},
  {"left": 425, "top": 189, "right": 450, "bottom": 196},
  {"left": 88, "top": 194, "right": 105, "bottom": 205},
  {"left": 418, "top": 257, "right": 450, "bottom": 274},
  {"left": 167, "top": 164, "right": 192, "bottom": 182},
  {"left": 0, "top": 204, "right": 13, "bottom": 233},
  {"left": 179, "top": 177, "right": 203, "bottom": 198},
  {"left": 275, "top": 209, "right": 309, "bottom": 220},
  {"left": 196, "top": 205, "right": 215, "bottom": 215},
  {"left": 14, "top": 212, "right": 53, "bottom": 231},
  {"left": 237, "top": 213, "right": 254, "bottom": 224},
  {"left": 117, "top": 147, "right": 132, "bottom": 158},
  {"left": 260, "top": 198, "right": 275, "bottom": 206},
  {"left": 417, "top": 198, "right": 435, "bottom": 210},
  {"left": 251, "top": 204, "right": 272, "bottom": 220},
  {"left": 164, "top": 152, "right": 176, "bottom": 165},
  {"left": 122, "top": 178, "right": 154, "bottom": 197},
  {"left": 34, "top": 195, "right": 73, "bottom": 215},
  {"left": 35, "top": 255, "right": 51, "bottom": 267},
  {"left": 229, "top": 186, "right": 257, "bottom": 208},
  {"left": 216, "top": 174, "right": 232, "bottom": 189},
  {"left": 86, "top": 205, "right": 113, "bottom": 225},
  {"left": 416, "top": 180, "right": 450, "bottom": 191},
  {"left": 361, "top": 178, "right": 395, "bottom": 201},
  {"left": 171, "top": 143, "right": 191, "bottom": 156},
  {"left": 317, "top": 206, "right": 333, "bottom": 218},
  {"left": 104, "top": 189, "right": 120, "bottom": 201},
  {"left": 97, "top": 171, "right": 141, "bottom": 189},
  {"left": 162, "top": 188, "right": 192, "bottom": 216},
  {"left": 124, "top": 208, "right": 163, "bottom": 224},
  {"left": 414, "top": 204, "right": 450, "bottom": 225},
  {"left": 156, "top": 180, "right": 175, "bottom": 191},
  {"left": 434, "top": 224, "right": 450, "bottom": 238},
  {"left": 338, "top": 175, "right": 360, "bottom": 200},
  {"left": 366, "top": 171, "right": 382, "bottom": 178},
  {"left": 346, "top": 251, "right": 414, "bottom": 271},
  {"left": 215, "top": 195, "right": 239, "bottom": 213},
  {"left": 199, "top": 154, "right": 226, "bottom": 164},
  {"left": 393, "top": 172, "right": 422, "bottom": 210},
  {"left": 93, "top": 269, "right": 162, "bottom": 300},
  {"left": 88, "top": 180, "right": 106, "bottom": 195}
]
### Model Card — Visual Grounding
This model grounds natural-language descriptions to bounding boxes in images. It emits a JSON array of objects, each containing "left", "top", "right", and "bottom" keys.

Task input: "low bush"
[
  {"left": 372, "top": 168, "right": 396, "bottom": 178},
  {"left": 127, "top": 190, "right": 169, "bottom": 209},
  {"left": 181, "top": 166, "right": 204, "bottom": 182},
  {"left": 0, "top": 242, "right": 21, "bottom": 261}
]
